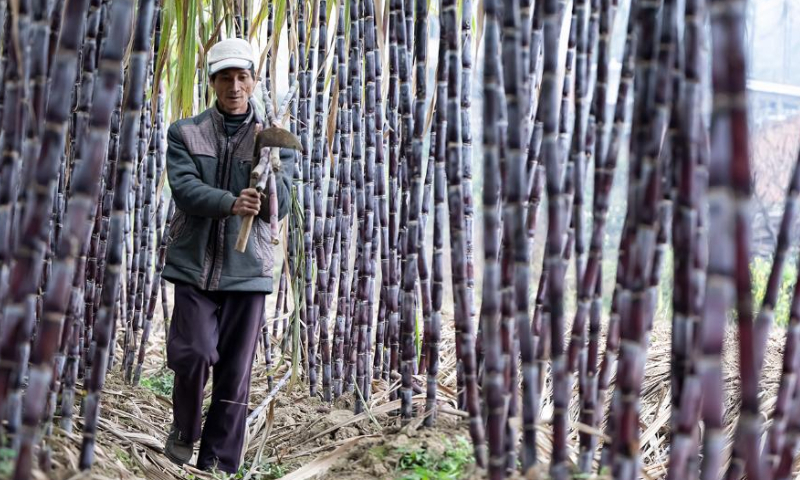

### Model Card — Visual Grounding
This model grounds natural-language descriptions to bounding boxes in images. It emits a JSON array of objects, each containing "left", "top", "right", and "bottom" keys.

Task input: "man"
[{"left": 160, "top": 37, "right": 295, "bottom": 474}]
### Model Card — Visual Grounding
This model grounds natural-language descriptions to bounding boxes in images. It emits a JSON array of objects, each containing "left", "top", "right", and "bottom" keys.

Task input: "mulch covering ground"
[{"left": 31, "top": 286, "right": 800, "bottom": 480}]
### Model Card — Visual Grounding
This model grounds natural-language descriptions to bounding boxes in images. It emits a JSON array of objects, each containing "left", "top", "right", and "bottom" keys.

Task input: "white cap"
[{"left": 207, "top": 38, "right": 255, "bottom": 76}]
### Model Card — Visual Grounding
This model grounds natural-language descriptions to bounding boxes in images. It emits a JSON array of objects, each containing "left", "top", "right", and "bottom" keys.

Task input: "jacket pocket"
[
  {"left": 164, "top": 208, "right": 212, "bottom": 278},
  {"left": 232, "top": 156, "right": 255, "bottom": 193},
  {"left": 167, "top": 209, "right": 188, "bottom": 246},
  {"left": 253, "top": 218, "right": 275, "bottom": 278}
]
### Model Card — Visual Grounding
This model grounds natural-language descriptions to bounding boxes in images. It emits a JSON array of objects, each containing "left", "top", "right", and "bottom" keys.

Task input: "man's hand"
[{"left": 232, "top": 188, "right": 261, "bottom": 216}]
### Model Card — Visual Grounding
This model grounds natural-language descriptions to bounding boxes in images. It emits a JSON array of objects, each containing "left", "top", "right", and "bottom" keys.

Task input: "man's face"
[{"left": 211, "top": 68, "right": 255, "bottom": 114}]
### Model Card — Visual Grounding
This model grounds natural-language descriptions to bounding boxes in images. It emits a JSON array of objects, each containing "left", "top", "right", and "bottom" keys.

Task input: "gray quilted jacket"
[{"left": 162, "top": 100, "right": 295, "bottom": 293}]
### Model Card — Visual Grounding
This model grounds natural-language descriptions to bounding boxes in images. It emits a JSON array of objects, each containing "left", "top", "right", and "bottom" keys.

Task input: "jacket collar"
[{"left": 208, "top": 98, "right": 264, "bottom": 132}]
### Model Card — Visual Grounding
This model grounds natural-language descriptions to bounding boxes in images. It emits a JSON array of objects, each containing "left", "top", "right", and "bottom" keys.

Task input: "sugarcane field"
[{"left": 2, "top": 0, "right": 800, "bottom": 478}]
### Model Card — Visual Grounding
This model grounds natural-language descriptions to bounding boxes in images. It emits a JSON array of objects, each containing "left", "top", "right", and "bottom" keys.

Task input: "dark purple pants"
[{"left": 166, "top": 281, "right": 265, "bottom": 473}]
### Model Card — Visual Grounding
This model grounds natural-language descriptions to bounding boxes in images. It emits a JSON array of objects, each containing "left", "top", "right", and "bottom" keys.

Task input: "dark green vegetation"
[
  {"left": 393, "top": 436, "right": 474, "bottom": 480},
  {"left": 0, "top": 448, "right": 15, "bottom": 477},
  {"left": 203, "top": 460, "right": 289, "bottom": 480},
  {"left": 140, "top": 368, "right": 175, "bottom": 397}
]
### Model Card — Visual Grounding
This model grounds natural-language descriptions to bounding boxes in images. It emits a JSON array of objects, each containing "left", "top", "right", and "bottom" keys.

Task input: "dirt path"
[{"left": 37, "top": 291, "right": 477, "bottom": 480}]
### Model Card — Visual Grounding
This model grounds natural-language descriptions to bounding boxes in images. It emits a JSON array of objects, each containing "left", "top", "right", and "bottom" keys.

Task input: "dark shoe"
[{"left": 164, "top": 424, "right": 194, "bottom": 465}]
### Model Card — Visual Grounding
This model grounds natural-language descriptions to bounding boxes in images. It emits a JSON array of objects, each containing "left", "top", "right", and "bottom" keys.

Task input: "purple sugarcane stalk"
[
  {"left": 480, "top": 0, "right": 505, "bottom": 475},
  {"left": 442, "top": 0, "right": 486, "bottom": 466},
  {"left": 79, "top": 0, "right": 153, "bottom": 467},
  {"left": 8, "top": 0, "right": 93, "bottom": 462},
  {"left": 695, "top": 1, "right": 750, "bottom": 478},
  {"left": 765, "top": 153, "right": 800, "bottom": 475}
]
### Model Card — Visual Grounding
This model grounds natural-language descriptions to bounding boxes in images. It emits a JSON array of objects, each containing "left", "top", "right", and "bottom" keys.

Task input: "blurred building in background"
[{"left": 746, "top": 0, "right": 800, "bottom": 258}]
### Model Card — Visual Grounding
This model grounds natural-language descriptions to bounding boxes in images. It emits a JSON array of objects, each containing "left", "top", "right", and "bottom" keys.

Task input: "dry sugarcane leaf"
[
  {"left": 436, "top": 382, "right": 457, "bottom": 399},
  {"left": 129, "top": 445, "right": 170, "bottom": 480},
  {"left": 268, "top": 433, "right": 381, "bottom": 463},
  {"left": 63, "top": 473, "right": 105, "bottom": 480},
  {"left": 438, "top": 404, "right": 469, "bottom": 418},
  {"left": 97, "top": 417, "right": 162, "bottom": 450},
  {"left": 147, "top": 447, "right": 192, "bottom": 477},
  {"left": 572, "top": 421, "right": 610, "bottom": 442},
  {"left": 257, "top": 33, "right": 278, "bottom": 80},
  {"left": 639, "top": 401, "right": 670, "bottom": 447},
  {"left": 62, "top": 445, "right": 80, "bottom": 474},
  {"left": 644, "top": 460, "right": 669, "bottom": 479},
  {"left": 183, "top": 464, "right": 215, "bottom": 479},
  {"left": 279, "top": 435, "right": 365, "bottom": 480},
  {"left": 129, "top": 398, "right": 146, "bottom": 420},
  {"left": 252, "top": 400, "right": 277, "bottom": 467},
  {"left": 298, "top": 399, "right": 401, "bottom": 447},
  {"left": 265, "top": 415, "right": 328, "bottom": 448},
  {"left": 121, "top": 431, "right": 164, "bottom": 451},
  {"left": 31, "top": 470, "right": 51, "bottom": 480},
  {"left": 367, "top": 378, "right": 399, "bottom": 407}
]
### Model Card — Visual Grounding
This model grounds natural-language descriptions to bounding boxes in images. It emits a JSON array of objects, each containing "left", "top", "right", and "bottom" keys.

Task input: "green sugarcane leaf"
[
  {"left": 326, "top": 0, "right": 336, "bottom": 30},
  {"left": 474, "top": 0, "right": 484, "bottom": 54},
  {"left": 171, "top": 0, "right": 184, "bottom": 117},
  {"left": 248, "top": 0, "right": 270, "bottom": 42},
  {"left": 256, "top": 23, "right": 279, "bottom": 78},
  {"left": 197, "top": 0, "right": 207, "bottom": 49},
  {"left": 201, "top": 15, "right": 227, "bottom": 55},
  {"left": 221, "top": 0, "right": 234, "bottom": 37},
  {"left": 270, "top": 0, "right": 287, "bottom": 103},
  {"left": 274, "top": 0, "right": 287, "bottom": 43},
  {"left": 174, "top": 0, "right": 199, "bottom": 118},
  {"left": 155, "top": 4, "right": 176, "bottom": 119},
  {"left": 212, "top": 0, "right": 222, "bottom": 35}
]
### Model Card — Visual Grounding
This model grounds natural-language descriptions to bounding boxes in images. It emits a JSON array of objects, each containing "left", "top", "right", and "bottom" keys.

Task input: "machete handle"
[
  {"left": 235, "top": 214, "right": 255, "bottom": 252},
  {"left": 235, "top": 147, "right": 278, "bottom": 253},
  {"left": 235, "top": 159, "right": 263, "bottom": 253}
]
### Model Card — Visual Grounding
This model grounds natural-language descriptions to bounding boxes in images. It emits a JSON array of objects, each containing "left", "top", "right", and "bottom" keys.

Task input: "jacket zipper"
[
  {"left": 206, "top": 135, "right": 230, "bottom": 290},
  {"left": 205, "top": 110, "right": 254, "bottom": 290}
]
